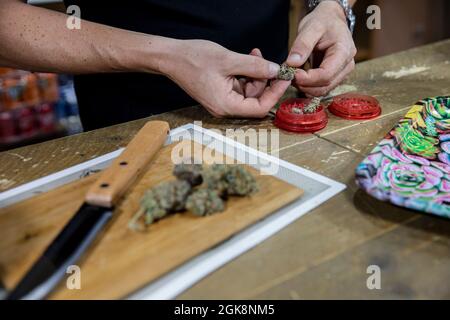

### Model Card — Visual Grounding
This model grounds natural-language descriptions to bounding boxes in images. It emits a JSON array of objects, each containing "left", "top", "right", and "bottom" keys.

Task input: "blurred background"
[
  {"left": 0, "top": 0, "right": 449, "bottom": 151},
  {"left": 289, "top": 0, "right": 450, "bottom": 59}
]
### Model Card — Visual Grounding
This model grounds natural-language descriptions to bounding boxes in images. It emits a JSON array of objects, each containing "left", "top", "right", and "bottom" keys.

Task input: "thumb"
[
  {"left": 250, "top": 48, "right": 262, "bottom": 58},
  {"left": 287, "top": 25, "right": 323, "bottom": 67},
  {"left": 227, "top": 51, "right": 280, "bottom": 79}
]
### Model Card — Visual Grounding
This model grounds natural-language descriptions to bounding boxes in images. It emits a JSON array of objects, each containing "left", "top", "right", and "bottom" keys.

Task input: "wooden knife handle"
[{"left": 85, "top": 121, "right": 170, "bottom": 208}]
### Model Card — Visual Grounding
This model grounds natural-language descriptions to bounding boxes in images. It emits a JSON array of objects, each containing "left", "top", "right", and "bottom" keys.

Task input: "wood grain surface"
[
  {"left": 1, "top": 40, "right": 449, "bottom": 299},
  {"left": 85, "top": 121, "right": 169, "bottom": 207},
  {"left": 0, "top": 141, "right": 303, "bottom": 299}
]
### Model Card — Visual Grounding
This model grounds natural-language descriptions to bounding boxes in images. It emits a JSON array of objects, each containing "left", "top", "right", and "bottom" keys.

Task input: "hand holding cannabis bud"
[
  {"left": 161, "top": 40, "right": 291, "bottom": 118},
  {"left": 287, "top": 1, "right": 357, "bottom": 97}
]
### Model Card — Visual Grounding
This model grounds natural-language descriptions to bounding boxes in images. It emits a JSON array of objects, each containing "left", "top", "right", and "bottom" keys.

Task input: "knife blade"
[{"left": 7, "top": 120, "right": 170, "bottom": 300}]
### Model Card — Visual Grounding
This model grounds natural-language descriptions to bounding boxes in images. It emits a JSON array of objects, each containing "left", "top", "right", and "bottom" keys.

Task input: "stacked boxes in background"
[{"left": 0, "top": 68, "right": 83, "bottom": 147}]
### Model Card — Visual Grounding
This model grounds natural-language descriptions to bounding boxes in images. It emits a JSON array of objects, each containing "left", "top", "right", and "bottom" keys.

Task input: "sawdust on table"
[
  {"left": 7, "top": 152, "right": 32, "bottom": 162},
  {"left": 0, "top": 179, "right": 15, "bottom": 191},
  {"left": 382, "top": 65, "right": 430, "bottom": 79}
]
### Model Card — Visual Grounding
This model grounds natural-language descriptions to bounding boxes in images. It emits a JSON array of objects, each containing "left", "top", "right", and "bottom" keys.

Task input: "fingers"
[
  {"left": 244, "top": 48, "right": 268, "bottom": 98},
  {"left": 257, "top": 80, "right": 291, "bottom": 113},
  {"left": 287, "top": 22, "right": 323, "bottom": 67},
  {"left": 298, "top": 59, "right": 355, "bottom": 97},
  {"left": 295, "top": 42, "right": 356, "bottom": 87},
  {"left": 244, "top": 79, "right": 266, "bottom": 98},
  {"left": 227, "top": 80, "right": 291, "bottom": 118},
  {"left": 234, "top": 78, "right": 245, "bottom": 95},
  {"left": 226, "top": 50, "right": 279, "bottom": 79}
]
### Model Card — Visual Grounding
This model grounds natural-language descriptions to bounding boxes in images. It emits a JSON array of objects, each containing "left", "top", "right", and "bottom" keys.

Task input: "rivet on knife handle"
[{"left": 85, "top": 121, "right": 170, "bottom": 208}]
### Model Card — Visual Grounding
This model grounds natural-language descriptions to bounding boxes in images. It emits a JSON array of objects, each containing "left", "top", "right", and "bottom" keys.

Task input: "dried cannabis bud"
[
  {"left": 303, "top": 97, "right": 322, "bottom": 114},
  {"left": 224, "top": 165, "right": 259, "bottom": 196},
  {"left": 277, "top": 63, "right": 297, "bottom": 81},
  {"left": 203, "top": 164, "right": 258, "bottom": 197},
  {"left": 290, "top": 97, "right": 322, "bottom": 115},
  {"left": 173, "top": 163, "right": 203, "bottom": 186},
  {"left": 202, "top": 164, "right": 230, "bottom": 195},
  {"left": 186, "top": 189, "right": 225, "bottom": 216},
  {"left": 129, "top": 164, "right": 259, "bottom": 231},
  {"left": 292, "top": 107, "right": 303, "bottom": 114},
  {"left": 128, "top": 180, "right": 192, "bottom": 231}
]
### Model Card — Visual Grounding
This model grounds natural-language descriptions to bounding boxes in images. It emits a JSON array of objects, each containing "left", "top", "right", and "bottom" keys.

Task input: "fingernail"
[
  {"left": 287, "top": 53, "right": 302, "bottom": 65},
  {"left": 269, "top": 63, "right": 280, "bottom": 77}
]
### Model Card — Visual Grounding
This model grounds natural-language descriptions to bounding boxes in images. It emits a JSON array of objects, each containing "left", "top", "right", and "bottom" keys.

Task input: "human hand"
[
  {"left": 287, "top": 1, "right": 357, "bottom": 97},
  {"left": 161, "top": 39, "right": 291, "bottom": 118}
]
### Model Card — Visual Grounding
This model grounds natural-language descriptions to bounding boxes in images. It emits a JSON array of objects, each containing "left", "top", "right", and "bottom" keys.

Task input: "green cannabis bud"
[
  {"left": 292, "top": 107, "right": 303, "bottom": 114},
  {"left": 291, "top": 97, "right": 321, "bottom": 115},
  {"left": 202, "top": 164, "right": 230, "bottom": 196},
  {"left": 129, "top": 164, "right": 259, "bottom": 231},
  {"left": 224, "top": 165, "right": 259, "bottom": 196},
  {"left": 303, "top": 97, "right": 321, "bottom": 114},
  {"left": 129, "top": 180, "right": 191, "bottom": 231},
  {"left": 186, "top": 189, "right": 225, "bottom": 216},
  {"left": 173, "top": 163, "right": 203, "bottom": 186},
  {"left": 277, "top": 63, "right": 296, "bottom": 81},
  {"left": 203, "top": 164, "right": 258, "bottom": 196}
]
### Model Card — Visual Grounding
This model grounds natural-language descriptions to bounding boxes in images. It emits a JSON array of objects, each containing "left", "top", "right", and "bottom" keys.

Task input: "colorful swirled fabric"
[{"left": 356, "top": 96, "right": 450, "bottom": 218}]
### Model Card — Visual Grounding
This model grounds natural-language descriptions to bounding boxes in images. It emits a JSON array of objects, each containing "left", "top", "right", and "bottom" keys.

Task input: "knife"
[{"left": 7, "top": 120, "right": 170, "bottom": 300}]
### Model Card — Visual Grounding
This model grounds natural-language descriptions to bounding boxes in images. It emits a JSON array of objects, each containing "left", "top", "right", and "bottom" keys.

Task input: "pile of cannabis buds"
[{"left": 128, "top": 164, "right": 259, "bottom": 231}]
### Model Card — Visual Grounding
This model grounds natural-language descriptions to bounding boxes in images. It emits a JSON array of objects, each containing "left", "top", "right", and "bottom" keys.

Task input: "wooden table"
[{"left": 1, "top": 40, "right": 449, "bottom": 299}]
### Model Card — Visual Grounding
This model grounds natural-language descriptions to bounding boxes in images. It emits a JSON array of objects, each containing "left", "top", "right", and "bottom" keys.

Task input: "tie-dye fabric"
[{"left": 356, "top": 96, "right": 450, "bottom": 218}]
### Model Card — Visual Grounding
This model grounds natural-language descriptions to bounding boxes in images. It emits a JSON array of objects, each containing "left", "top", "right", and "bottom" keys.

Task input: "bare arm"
[
  {"left": 0, "top": 0, "right": 288, "bottom": 118},
  {"left": 0, "top": 0, "right": 174, "bottom": 74}
]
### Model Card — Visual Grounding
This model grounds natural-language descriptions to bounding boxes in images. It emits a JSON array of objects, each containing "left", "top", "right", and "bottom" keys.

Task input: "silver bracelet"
[{"left": 306, "top": 0, "right": 356, "bottom": 34}]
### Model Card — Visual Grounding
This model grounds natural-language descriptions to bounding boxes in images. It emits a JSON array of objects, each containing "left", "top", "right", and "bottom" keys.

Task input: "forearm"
[{"left": 0, "top": 0, "right": 177, "bottom": 74}]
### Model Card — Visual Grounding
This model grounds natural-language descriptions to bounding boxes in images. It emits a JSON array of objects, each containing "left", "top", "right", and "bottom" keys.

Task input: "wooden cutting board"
[{"left": 0, "top": 140, "right": 303, "bottom": 299}]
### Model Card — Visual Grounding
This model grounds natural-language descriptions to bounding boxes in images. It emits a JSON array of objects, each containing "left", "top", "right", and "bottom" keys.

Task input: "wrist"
[
  {"left": 156, "top": 39, "right": 191, "bottom": 78},
  {"left": 125, "top": 33, "right": 181, "bottom": 75},
  {"left": 316, "top": 1, "right": 347, "bottom": 22},
  {"left": 307, "top": 0, "right": 355, "bottom": 33},
  {"left": 152, "top": 37, "right": 184, "bottom": 76}
]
